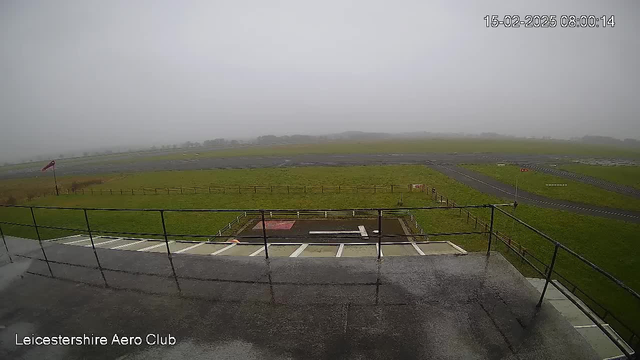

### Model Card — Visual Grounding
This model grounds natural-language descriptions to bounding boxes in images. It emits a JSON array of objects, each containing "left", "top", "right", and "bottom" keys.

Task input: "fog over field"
[{"left": 1, "top": 0, "right": 639, "bottom": 162}]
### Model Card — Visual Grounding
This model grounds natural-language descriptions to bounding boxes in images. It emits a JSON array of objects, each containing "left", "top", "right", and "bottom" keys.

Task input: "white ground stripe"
[
  {"left": 65, "top": 237, "right": 97, "bottom": 245},
  {"left": 47, "top": 234, "right": 83, "bottom": 243},
  {"left": 411, "top": 242, "right": 426, "bottom": 256},
  {"left": 211, "top": 243, "right": 237, "bottom": 255},
  {"left": 175, "top": 242, "right": 205, "bottom": 254},
  {"left": 447, "top": 241, "right": 468, "bottom": 255},
  {"left": 290, "top": 244, "right": 309, "bottom": 257},
  {"left": 358, "top": 225, "right": 368, "bottom": 239},
  {"left": 249, "top": 244, "right": 270, "bottom": 256},
  {"left": 138, "top": 241, "right": 173, "bottom": 252},
  {"left": 111, "top": 240, "right": 147, "bottom": 249},
  {"left": 336, "top": 243, "right": 344, "bottom": 257},
  {"left": 573, "top": 324, "right": 602, "bottom": 329},
  {"left": 84, "top": 238, "right": 122, "bottom": 247}
]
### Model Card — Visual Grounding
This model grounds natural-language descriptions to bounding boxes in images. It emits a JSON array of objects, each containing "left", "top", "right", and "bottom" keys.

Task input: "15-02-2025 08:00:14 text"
[{"left": 484, "top": 15, "right": 615, "bottom": 28}]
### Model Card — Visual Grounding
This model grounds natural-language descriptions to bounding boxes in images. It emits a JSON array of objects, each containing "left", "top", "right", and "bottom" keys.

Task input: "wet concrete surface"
[
  {"left": 428, "top": 163, "right": 640, "bottom": 223},
  {"left": 0, "top": 236, "right": 599, "bottom": 359}
]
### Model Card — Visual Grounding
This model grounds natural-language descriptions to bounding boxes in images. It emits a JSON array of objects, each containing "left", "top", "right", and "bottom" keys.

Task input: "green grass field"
[
  {"left": 462, "top": 164, "right": 640, "bottom": 211},
  {"left": 4, "top": 138, "right": 640, "bottom": 172},
  {"left": 130, "top": 139, "right": 640, "bottom": 163},
  {"left": 0, "top": 164, "right": 638, "bottom": 339},
  {"left": 560, "top": 164, "right": 640, "bottom": 190}
]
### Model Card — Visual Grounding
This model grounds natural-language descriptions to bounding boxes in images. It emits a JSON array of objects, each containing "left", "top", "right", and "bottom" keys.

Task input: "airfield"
[{"left": 1, "top": 140, "right": 639, "bottom": 359}]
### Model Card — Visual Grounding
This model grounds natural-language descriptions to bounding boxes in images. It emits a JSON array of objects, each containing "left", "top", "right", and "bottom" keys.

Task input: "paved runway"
[{"left": 427, "top": 164, "right": 640, "bottom": 223}]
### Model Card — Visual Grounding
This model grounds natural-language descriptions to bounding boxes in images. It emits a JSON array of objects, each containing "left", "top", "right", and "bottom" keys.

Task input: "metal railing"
[{"left": 0, "top": 202, "right": 637, "bottom": 358}]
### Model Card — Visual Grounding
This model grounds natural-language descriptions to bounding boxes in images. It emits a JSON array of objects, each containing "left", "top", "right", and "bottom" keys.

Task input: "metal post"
[
  {"left": 52, "top": 165, "right": 59, "bottom": 196},
  {"left": 0, "top": 223, "right": 13, "bottom": 263},
  {"left": 84, "top": 209, "right": 108, "bottom": 287},
  {"left": 377, "top": 209, "right": 382, "bottom": 259},
  {"left": 487, "top": 206, "right": 495, "bottom": 255},
  {"left": 30, "top": 207, "right": 53, "bottom": 276},
  {"left": 160, "top": 210, "right": 181, "bottom": 293},
  {"left": 537, "top": 243, "right": 560, "bottom": 307},
  {"left": 260, "top": 210, "right": 269, "bottom": 259}
]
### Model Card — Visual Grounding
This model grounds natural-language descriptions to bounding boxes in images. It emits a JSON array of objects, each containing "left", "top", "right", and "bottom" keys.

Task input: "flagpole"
[{"left": 53, "top": 164, "right": 59, "bottom": 196}]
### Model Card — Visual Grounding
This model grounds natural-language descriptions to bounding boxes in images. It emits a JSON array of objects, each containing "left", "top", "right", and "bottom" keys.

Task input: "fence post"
[
  {"left": 537, "top": 243, "right": 560, "bottom": 307},
  {"left": 131, "top": 189, "right": 134, "bottom": 195},
  {"left": 487, "top": 206, "right": 495, "bottom": 256},
  {"left": 339, "top": 185, "right": 341, "bottom": 193},
  {"left": 254, "top": 186, "right": 257, "bottom": 193},
  {"left": 260, "top": 210, "right": 269, "bottom": 259},
  {"left": 475, "top": 217, "right": 478, "bottom": 229},
  {"left": 377, "top": 209, "right": 383, "bottom": 259},
  {"left": 30, "top": 207, "right": 53, "bottom": 277},
  {"left": 209, "top": 186, "right": 211, "bottom": 194},
  {"left": 467, "top": 211, "right": 469, "bottom": 223},
  {"left": 160, "top": 210, "right": 181, "bottom": 293},
  {"left": 83, "top": 209, "right": 108, "bottom": 287},
  {"left": 91, "top": 189, "right": 94, "bottom": 195},
  {"left": 322, "top": 185, "right": 324, "bottom": 193},
  {"left": 0, "top": 223, "right": 12, "bottom": 263},
  {"left": 391, "top": 185, "right": 394, "bottom": 193}
]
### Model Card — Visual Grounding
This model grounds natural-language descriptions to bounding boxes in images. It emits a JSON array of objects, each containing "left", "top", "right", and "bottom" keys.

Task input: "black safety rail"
[{"left": 0, "top": 202, "right": 637, "bottom": 358}]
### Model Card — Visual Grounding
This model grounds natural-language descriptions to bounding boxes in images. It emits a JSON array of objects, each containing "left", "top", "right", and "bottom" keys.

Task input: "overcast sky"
[{"left": 1, "top": 0, "right": 638, "bottom": 162}]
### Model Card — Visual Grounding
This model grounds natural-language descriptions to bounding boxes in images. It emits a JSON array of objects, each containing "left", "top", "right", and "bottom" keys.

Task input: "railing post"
[
  {"left": 0, "top": 223, "right": 13, "bottom": 263},
  {"left": 261, "top": 210, "right": 269, "bottom": 259},
  {"left": 487, "top": 206, "right": 495, "bottom": 255},
  {"left": 160, "top": 210, "right": 181, "bottom": 293},
  {"left": 30, "top": 207, "right": 53, "bottom": 277},
  {"left": 537, "top": 243, "right": 560, "bottom": 307},
  {"left": 377, "top": 209, "right": 382, "bottom": 259},
  {"left": 84, "top": 209, "right": 108, "bottom": 287}
]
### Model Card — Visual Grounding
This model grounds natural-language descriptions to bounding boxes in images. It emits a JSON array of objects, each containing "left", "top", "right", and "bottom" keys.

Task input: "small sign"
[
  {"left": 497, "top": 163, "right": 505, "bottom": 167},
  {"left": 412, "top": 184, "right": 424, "bottom": 190}
]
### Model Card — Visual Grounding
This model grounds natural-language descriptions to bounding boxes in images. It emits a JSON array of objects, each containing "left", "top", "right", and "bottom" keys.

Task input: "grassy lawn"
[
  {"left": 0, "top": 174, "right": 121, "bottom": 204},
  {"left": 0, "top": 165, "right": 638, "bottom": 338},
  {"left": 462, "top": 164, "right": 640, "bottom": 211},
  {"left": 130, "top": 139, "right": 640, "bottom": 163},
  {"left": 4, "top": 138, "right": 639, "bottom": 172},
  {"left": 560, "top": 164, "right": 640, "bottom": 190}
]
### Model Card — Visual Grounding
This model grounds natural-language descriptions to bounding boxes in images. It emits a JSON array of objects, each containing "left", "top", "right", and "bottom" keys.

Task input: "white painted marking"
[
  {"left": 290, "top": 244, "right": 309, "bottom": 257},
  {"left": 65, "top": 237, "right": 95, "bottom": 245},
  {"left": 336, "top": 243, "right": 344, "bottom": 257},
  {"left": 48, "top": 234, "right": 83, "bottom": 242},
  {"left": 211, "top": 243, "right": 237, "bottom": 255},
  {"left": 411, "top": 242, "right": 426, "bottom": 256},
  {"left": 249, "top": 244, "right": 269, "bottom": 256},
  {"left": 447, "top": 241, "right": 468, "bottom": 255},
  {"left": 85, "top": 238, "right": 122, "bottom": 247},
  {"left": 309, "top": 230, "right": 361, "bottom": 235},
  {"left": 574, "top": 324, "right": 601, "bottom": 329},
  {"left": 175, "top": 242, "right": 205, "bottom": 254},
  {"left": 138, "top": 241, "right": 173, "bottom": 252},
  {"left": 358, "top": 225, "right": 368, "bottom": 239},
  {"left": 111, "top": 240, "right": 146, "bottom": 249}
]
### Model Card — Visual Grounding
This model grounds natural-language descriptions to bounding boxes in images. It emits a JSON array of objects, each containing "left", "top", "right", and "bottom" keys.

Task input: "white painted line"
[
  {"left": 65, "top": 237, "right": 95, "bottom": 245},
  {"left": 211, "top": 243, "right": 237, "bottom": 255},
  {"left": 411, "top": 242, "right": 426, "bottom": 256},
  {"left": 138, "top": 241, "right": 173, "bottom": 252},
  {"left": 446, "top": 241, "right": 468, "bottom": 255},
  {"left": 574, "top": 324, "right": 601, "bottom": 329},
  {"left": 111, "top": 240, "right": 147, "bottom": 250},
  {"left": 175, "top": 242, "right": 205, "bottom": 254},
  {"left": 358, "top": 225, "right": 368, "bottom": 239},
  {"left": 85, "top": 238, "right": 122, "bottom": 247},
  {"left": 249, "top": 244, "right": 270, "bottom": 256},
  {"left": 309, "top": 230, "right": 361, "bottom": 235},
  {"left": 290, "top": 244, "right": 309, "bottom": 257},
  {"left": 336, "top": 243, "right": 344, "bottom": 257},
  {"left": 48, "top": 234, "right": 83, "bottom": 242}
]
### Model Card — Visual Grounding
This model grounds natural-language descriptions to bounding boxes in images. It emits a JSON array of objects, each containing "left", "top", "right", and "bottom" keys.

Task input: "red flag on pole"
[{"left": 41, "top": 160, "right": 56, "bottom": 172}]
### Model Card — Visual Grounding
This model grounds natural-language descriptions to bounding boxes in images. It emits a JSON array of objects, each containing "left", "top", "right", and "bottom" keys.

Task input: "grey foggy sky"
[{"left": 1, "top": 0, "right": 639, "bottom": 162}]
